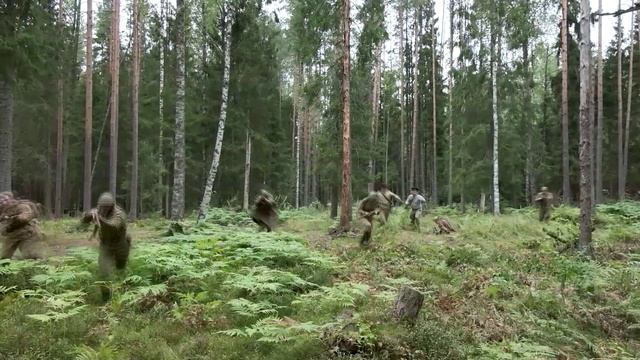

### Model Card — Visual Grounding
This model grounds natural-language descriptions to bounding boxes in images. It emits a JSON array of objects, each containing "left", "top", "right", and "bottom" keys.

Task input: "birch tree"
[
  {"left": 431, "top": 25, "right": 438, "bottom": 205},
  {"left": 55, "top": 0, "right": 64, "bottom": 217},
  {"left": 447, "top": 0, "right": 454, "bottom": 205},
  {"left": 491, "top": 21, "right": 500, "bottom": 215},
  {"left": 617, "top": 0, "right": 624, "bottom": 200},
  {"left": 198, "top": 5, "right": 234, "bottom": 220},
  {"left": 109, "top": 0, "right": 120, "bottom": 196},
  {"left": 623, "top": 11, "right": 635, "bottom": 198},
  {"left": 171, "top": 0, "right": 187, "bottom": 219},
  {"left": 561, "top": 0, "right": 570, "bottom": 202},
  {"left": 242, "top": 130, "right": 252, "bottom": 211},
  {"left": 578, "top": 0, "right": 592, "bottom": 255},
  {"left": 398, "top": 0, "right": 406, "bottom": 197},
  {"left": 83, "top": 0, "right": 93, "bottom": 212},
  {"left": 596, "top": 0, "right": 603, "bottom": 203},
  {"left": 339, "top": 0, "right": 352, "bottom": 230},
  {"left": 130, "top": 0, "right": 141, "bottom": 219},
  {"left": 158, "top": 0, "right": 166, "bottom": 214},
  {"left": 410, "top": 9, "right": 419, "bottom": 188}
]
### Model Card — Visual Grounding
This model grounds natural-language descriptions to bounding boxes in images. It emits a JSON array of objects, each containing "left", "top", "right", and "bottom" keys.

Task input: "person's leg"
[
  {"left": 16, "top": 225, "right": 45, "bottom": 259},
  {"left": 0, "top": 237, "right": 19, "bottom": 259}
]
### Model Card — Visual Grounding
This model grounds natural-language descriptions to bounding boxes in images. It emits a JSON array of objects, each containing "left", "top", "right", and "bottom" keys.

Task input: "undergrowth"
[{"left": 0, "top": 204, "right": 639, "bottom": 359}]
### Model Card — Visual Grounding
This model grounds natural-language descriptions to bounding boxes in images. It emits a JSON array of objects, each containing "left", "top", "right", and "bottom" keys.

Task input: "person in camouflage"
[
  {"left": 0, "top": 192, "right": 46, "bottom": 260},
  {"left": 251, "top": 190, "right": 278, "bottom": 232},
  {"left": 81, "top": 192, "right": 131, "bottom": 300},
  {"left": 534, "top": 186, "right": 554, "bottom": 222},
  {"left": 405, "top": 187, "right": 426, "bottom": 231},
  {"left": 357, "top": 192, "right": 380, "bottom": 246},
  {"left": 375, "top": 182, "right": 402, "bottom": 224}
]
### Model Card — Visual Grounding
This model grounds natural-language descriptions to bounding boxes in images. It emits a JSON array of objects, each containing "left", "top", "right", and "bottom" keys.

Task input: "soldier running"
[
  {"left": 534, "top": 186, "right": 554, "bottom": 222},
  {"left": 0, "top": 192, "right": 46, "bottom": 260}
]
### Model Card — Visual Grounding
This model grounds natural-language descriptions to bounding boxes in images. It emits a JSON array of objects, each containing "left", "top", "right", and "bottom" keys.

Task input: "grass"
[{"left": 0, "top": 203, "right": 639, "bottom": 359}]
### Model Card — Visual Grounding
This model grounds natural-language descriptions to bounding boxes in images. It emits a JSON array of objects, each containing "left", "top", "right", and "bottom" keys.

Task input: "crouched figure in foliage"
[
  {"left": 81, "top": 192, "right": 131, "bottom": 299},
  {"left": 535, "top": 187, "right": 553, "bottom": 222},
  {"left": 251, "top": 190, "right": 278, "bottom": 232},
  {"left": 358, "top": 192, "right": 380, "bottom": 246},
  {"left": 375, "top": 182, "right": 402, "bottom": 224},
  {"left": 0, "top": 192, "right": 46, "bottom": 260}
]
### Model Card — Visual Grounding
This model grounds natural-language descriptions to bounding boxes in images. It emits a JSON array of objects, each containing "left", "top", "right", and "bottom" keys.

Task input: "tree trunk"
[
  {"left": 339, "top": 0, "right": 352, "bottom": 230},
  {"left": 83, "top": 0, "right": 93, "bottom": 212},
  {"left": 596, "top": 0, "right": 603, "bottom": 204},
  {"left": 369, "top": 44, "right": 382, "bottom": 191},
  {"left": 294, "top": 62, "right": 302, "bottom": 208},
  {"left": 561, "top": 0, "right": 571, "bottom": 203},
  {"left": 410, "top": 9, "right": 419, "bottom": 189},
  {"left": 491, "top": 29, "right": 500, "bottom": 215},
  {"left": 0, "top": 75, "right": 13, "bottom": 192},
  {"left": 55, "top": 0, "right": 64, "bottom": 218},
  {"left": 130, "top": 0, "right": 140, "bottom": 219},
  {"left": 109, "top": 0, "right": 120, "bottom": 197},
  {"left": 158, "top": 0, "right": 166, "bottom": 215},
  {"left": 617, "top": 0, "right": 624, "bottom": 200},
  {"left": 242, "top": 130, "right": 251, "bottom": 211},
  {"left": 431, "top": 29, "right": 438, "bottom": 205},
  {"left": 392, "top": 286, "right": 424, "bottom": 322},
  {"left": 578, "top": 0, "right": 593, "bottom": 255},
  {"left": 398, "top": 1, "right": 406, "bottom": 197},
  {"left": 523, "top": 39, "right": 534, "bottom": 205},
  {"left": 172, "top": 0, "right": 187, "bottom": 219},
  {"left": 447, "top": 0, "right": 454, "bottom": 205},
  {"left": 623, "top": 11, "right": 635, "bottom": 198},
  {"left": 198, "top": 5, "right": 233, "bottom": 219}
]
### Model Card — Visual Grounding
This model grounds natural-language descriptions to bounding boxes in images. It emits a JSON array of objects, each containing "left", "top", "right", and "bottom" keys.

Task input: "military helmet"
[
  {"left": 541, "top": 186, "right": 549, "bottom": 192},
  {"left": 97, "top": 192, "right": 115, "bottom": 209}
]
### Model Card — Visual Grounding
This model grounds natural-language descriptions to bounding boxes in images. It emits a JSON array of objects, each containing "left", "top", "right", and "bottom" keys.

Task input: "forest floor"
[{"left": 1, "top": 204, "right": 639, "bottom": 359}]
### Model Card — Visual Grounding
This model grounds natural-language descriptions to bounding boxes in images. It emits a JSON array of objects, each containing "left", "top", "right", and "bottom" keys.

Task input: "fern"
[
  {"left": 219, "top": 317, "right": 322, "bottom": 343},
  {"left": 119, "top": 283, "right": 168, "bottom": 305},
  {"left": 292, "top": 282, "right": 369, "bottom": 313},
  {"left": 227, "top": 298, "right": 283, "bottom": 317},
  {"left": 224, "top": 266, "right": 316, "bottom": 295}
]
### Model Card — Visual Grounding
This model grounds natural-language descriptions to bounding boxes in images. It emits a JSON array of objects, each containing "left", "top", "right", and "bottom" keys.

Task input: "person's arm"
[
  {"left": 390, "top": 192, "right": 402, "bottom": 203},
  {"left": 405, "top": 195, "right": 413, "bottom": 206}
]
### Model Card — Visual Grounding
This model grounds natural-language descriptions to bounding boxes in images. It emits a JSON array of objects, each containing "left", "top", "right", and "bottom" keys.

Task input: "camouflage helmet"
[{"left": 97, "top": 192, "right": 115, "bottom": 210}]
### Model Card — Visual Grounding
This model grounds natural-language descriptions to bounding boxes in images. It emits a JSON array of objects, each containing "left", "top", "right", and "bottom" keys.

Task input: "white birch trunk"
[
  {"left": 491, "top": 31, "right": 500, "bottom": 215},
  {"left": 109, "top": 0, "right": 120, "bottom": 197},
  {"left": 410, "top": 9, "right": 419, "bottom": 188},
  {"left": 294, "top": 63, "right": 302, "bottom": 208},
  {"left": 243, "top": 130, "right": 251, "bottom": 211},
  {"left": 171, "top": 0, "right": 187, "bottom": 219},
  {"left": 561, "top": 0, "right": 571, "bottom": 202},
  {"left": 617, "top": 0, "right": 624, "bottom": 200},
  {"left": 83, "top": 0, "right": 93, "bottom": 212},
  {"left": 447, "top": 0, "right": 454, "bottom": 205},
  {"left": 431, "top": 29, "right": 437, "bottom": 205},
  {"left": 623, "top": 11, "right": 635, "bottom": 196},
  {"left": 578, "top": 0, "right": 593, "bottom": 254},
  {"left": 158, "top": 0, "right": 165, "bottom": 214},
  {"left": 55, "top": 0, "right": 64, "bottom": 218},
  {"left": 398, "top": 2, "right": 406, "bottom": 197},
  {"left": 130, "top": 0, "right": 140, "bottom": 219},
  {"left": 198, "top": 6, "right": 233, "bottom": 219}
]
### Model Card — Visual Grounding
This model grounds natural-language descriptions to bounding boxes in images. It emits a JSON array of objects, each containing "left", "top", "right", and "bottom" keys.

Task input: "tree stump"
[{"left": 392, "top": 286, "right": 424, "bottom": 322}]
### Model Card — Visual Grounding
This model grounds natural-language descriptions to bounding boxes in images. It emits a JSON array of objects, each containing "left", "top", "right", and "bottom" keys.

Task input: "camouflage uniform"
[
  {"left": 358, "top": 192, "right": 380, "bottom": 246},
  {"left": 82, "top": 193, "right": 131, "bottom": 286},
  {"left": 535, "top": 187, "right": 554, "bottom": 222},
  {"left": 0, "top": 192, "right": 45, "bottom": 260},
  {"left": 251, "top": 190, "right": 278, "bottom": 232},
  {"left": 376, "top": 188, "right": 402, "bottom": 223}
]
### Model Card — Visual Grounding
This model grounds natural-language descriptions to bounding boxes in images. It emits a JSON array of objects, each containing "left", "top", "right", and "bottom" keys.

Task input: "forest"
[{"left": 1, "top": 0, "right": 640, "bottom": 358}]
